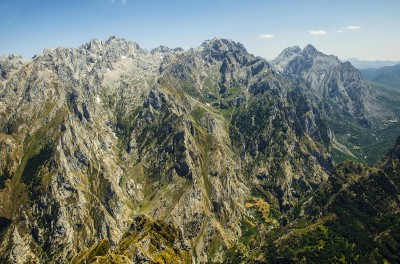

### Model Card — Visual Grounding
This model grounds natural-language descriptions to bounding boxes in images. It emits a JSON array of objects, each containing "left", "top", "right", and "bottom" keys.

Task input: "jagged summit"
[
  {"left": 0, "top": 54, "right": 24, "bottom": 81},
  {"left": 196, "top": 37, "right": 254, "bottom": 67},
  {"left": 302, "top": 44, "right": 319, "bottom": 56},
  {"left": 272, "top": 44, "right": 328, "bottom": 71},
  {"left": 150, "top": 45, "right": 184, "bottom": 54},
  {"left": 271, "top": 43, "right": 369, "bottom": 124},
  {"left": 277, "top": 45, "right": 301, "bottom": 58},
  {"left": 200, "top": 37, "right": 247, "bottom": 52}
]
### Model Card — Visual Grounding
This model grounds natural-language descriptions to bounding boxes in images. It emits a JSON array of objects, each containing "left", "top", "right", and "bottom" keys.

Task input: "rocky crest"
[{"left": 71, "top": 214, "right": 192, "bottom": 264}]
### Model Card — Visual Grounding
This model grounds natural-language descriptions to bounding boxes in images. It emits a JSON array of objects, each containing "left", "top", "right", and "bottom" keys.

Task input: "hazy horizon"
[{"left": 1, "top": 0, "right": 400, "bottom": 61}]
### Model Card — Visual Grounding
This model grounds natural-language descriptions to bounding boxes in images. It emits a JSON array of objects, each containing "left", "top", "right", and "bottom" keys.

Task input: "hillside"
[
  {"left": 227, "top": 136, "right": 400, "bottom": 263},
  {"left": 361, "top": 64, "right": 400, "bottom": 88}
]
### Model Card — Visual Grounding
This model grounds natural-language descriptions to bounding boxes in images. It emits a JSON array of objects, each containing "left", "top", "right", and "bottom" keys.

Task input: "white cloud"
[
  {"left": 347, "top": 25, "right": 361, "bottom": 30},
  {"left": 335, "top": 29, "right": 344, "bottom": 33},
  {"left": 258, "top": 34, "right": 274, "bottom": 39},
  {"left": 309, "top": 30, "right": 327, "bottom": 35},
  {"left": 109, "top": 0, "right": 127, "bottom": 4}
]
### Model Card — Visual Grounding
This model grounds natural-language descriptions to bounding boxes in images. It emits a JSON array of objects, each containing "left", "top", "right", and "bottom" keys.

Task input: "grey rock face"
[
  {"left": 272, "top": 44, "right": 372, "bottom": 127},
  {"left": 271, "top": 44, "right": 400, "bottom": 164}
]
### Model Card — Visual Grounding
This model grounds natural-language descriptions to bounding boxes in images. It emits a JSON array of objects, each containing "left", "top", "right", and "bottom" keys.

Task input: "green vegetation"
[
  {"left": 206, "top": 234, "right": 224, "bottom": 262},
  {"left": 240, "top": 218, "right": 259, "bottom": 248},
  {"left": 0, "top": 217, "right": 12, "bottom": 239},
  {"left": 181, "top": 80, "right": 202, "bottom": 98},
  {"left": 327, "top": 80, "right": 400, "bottom": 164},
  {"left": 223, "top": 138, "right": 400, "bottom": 263},
  {"left": 328, "top": 113, "right": 374, "bottom": 162},
  {"left": 136, "top": 111, "right": 178, "bottom": 150},
  {"left": 20, "top": 145, "right": 54, "bottom": 200},
  {"left": 70, "top": 238, "right": 110, "bottom": 264},
  {"left": 327, "top": 109, "right": 397, "bottom": 164},
  {"left": 72, "top": 215, "right": 192, "bottom": 264},
  {"left": 259, "top": 158, "right": 400, "bottom": 263},
  {"left": 191, "top": 107, "right": 206, "bottom": 123},
  {"left": 229, "top": 93, "right": 272, "bottom": 155},
  {"left": 115, "top": 106, "right": 141, "bottom": 150},
  {"left": 361, "top": 64, "right": 400, "bottom": 87},
  {"left": 330, "top": 147, "right": 363, "bottom": 164},
  {"left": 265, "top": 223, "right": 361, "bottom": 263},
  {"left": 0, "top": 169, "right": 12, "bottom": 189},
  {"left": 222, "top": 85, "right": 242, "bottom": 100}
]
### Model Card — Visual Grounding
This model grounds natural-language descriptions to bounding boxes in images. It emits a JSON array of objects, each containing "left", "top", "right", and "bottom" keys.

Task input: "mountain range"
[
  {"left": 345, "top": 58, "right": 400, "bottom": 69},
  {"left": 360, "top": 64, "right": 400, "bottom": 88},
  {"left": 0, "top": 37, "right": 399, "bottom": 263}
]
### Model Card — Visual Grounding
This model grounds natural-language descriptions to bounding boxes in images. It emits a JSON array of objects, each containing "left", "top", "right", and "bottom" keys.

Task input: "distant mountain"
[
  {"left": 346, "top": 58, "right": 400, "bottom": 69},
  {"left": 360, "top": 64, "right": 400, "bottom": 87},
  {"left": 272, "top": 45, "right": 370, "bottom": 127},
  {"left": 272, "top": 45, "right": 400, "bottom": 164}
]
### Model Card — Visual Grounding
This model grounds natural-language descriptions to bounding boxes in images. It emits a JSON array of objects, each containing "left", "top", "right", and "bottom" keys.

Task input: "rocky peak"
[
  {"left": 280, "top": 46, "right": 301, "bottom": 57},
  {"left": 85, "top": 38, "right": 103, "bottom": 52},
  {"left": 272, "top": 44, "right": 371, "bottom": 133},
  {"left": 302, "top": 44, "right": 319, "bottom": 57},
  {"left": 201, "top": 38, "right": 247, "bottom": 52},
  {"left": 76, "top": 36, "right": 145, "bottom": 62},
  {"left": 151, "top": 45, "right": 184, "bottom": 54},
  {"left": 272, "top": 44, "right": 336, "bottom": 73},
  {"left": 0, "top": 54, "right": 24, "bottom": 81},
  {"left": 104, "top": 35, "right": 140, "bottom": 50},
  {"left": 151, "top": 45, "right": 172, "bottom": 54},
  {"left": 340, "top": 61, "right": 363, "bottom": 83},
  {"left": 199, "top": 38, "right": 252, "bottom": 65},
  {"left": 271, "top": 46, "right": 301, "bottom": 72}
]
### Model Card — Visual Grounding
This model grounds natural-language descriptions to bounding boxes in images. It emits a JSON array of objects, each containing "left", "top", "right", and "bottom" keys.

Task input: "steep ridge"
[
  {"left": 272, "top": 44, "right": 370, "bottom": 125},
  {"left": 159, "top": 38, "right": 334, "bottom": 210},
  {"left": 0, "top": 36, "right": 167, "bottom": 263},
  {"left": 272, "top": 45, "right": 400, "bottom": 163},
  {"left": 0, "top": 37, "right": 398, "bottom": 263},
  {"left": 71, "top": 215, "right": 192, "bottom": 264}
]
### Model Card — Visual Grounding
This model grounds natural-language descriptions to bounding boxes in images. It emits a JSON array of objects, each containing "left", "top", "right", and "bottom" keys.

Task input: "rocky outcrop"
[{"left": 71, "top": 215, "right": 192, "bottom": 264}]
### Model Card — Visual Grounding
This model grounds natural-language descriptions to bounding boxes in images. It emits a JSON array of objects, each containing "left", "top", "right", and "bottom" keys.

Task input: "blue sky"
[{"left": 1, "top": 0, "right": 399, "bottom": 60}]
